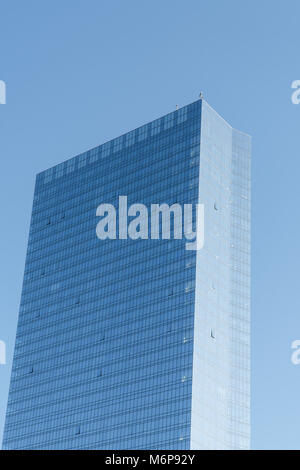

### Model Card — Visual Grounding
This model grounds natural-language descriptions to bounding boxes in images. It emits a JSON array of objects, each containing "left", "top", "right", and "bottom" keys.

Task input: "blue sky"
[{"left": 1, "top": 0, "right": 300, "bottom": 449}]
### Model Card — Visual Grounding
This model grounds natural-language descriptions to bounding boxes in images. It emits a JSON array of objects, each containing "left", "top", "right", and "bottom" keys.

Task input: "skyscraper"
[{"left": 3, "top": 99, "right": 251, "bottom": 450}]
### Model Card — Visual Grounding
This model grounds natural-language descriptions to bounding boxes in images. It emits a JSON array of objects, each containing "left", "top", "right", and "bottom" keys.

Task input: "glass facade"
[
  {"left": 2, "top": 99, "right": 250, "bottom": 450},
  {"left": 191, "top": 102, "right": 251, "bottom": 449}
]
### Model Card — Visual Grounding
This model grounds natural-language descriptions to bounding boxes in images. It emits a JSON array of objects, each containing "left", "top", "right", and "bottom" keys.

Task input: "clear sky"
[{"left": 1, "top": 0, "right": 300, "bottom": 450}]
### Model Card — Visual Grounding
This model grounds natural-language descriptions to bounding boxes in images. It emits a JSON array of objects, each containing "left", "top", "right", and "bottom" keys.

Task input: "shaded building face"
[{"left": 3, "top": 99, "right": 250, "bottom": 450}]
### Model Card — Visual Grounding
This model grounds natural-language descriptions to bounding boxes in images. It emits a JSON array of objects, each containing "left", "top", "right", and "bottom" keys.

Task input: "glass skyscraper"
[{"left": 3, "top": 99, "right": 251, "bottom": 450}]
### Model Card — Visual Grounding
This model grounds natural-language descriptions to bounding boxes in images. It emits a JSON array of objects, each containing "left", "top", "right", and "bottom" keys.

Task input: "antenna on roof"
[
  {"left": 199, "top": 92, "right": 204, "bottom": 99},
  {"left": 176, "top": 104, "right": 179, "bottom": 110}
]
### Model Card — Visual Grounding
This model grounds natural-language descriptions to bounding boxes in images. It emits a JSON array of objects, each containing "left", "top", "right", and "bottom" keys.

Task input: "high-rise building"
[{"left": 3, "top": 99, "right": 251, "bottom": 450}]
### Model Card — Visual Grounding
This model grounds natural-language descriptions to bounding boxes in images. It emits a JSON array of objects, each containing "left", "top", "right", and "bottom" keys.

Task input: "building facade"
[{"left": 3, "top": 99, "right": 251, "bottom": 450}]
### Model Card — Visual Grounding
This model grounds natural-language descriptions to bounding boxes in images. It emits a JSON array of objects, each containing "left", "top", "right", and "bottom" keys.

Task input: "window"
[
  {"left": 75, "top": 426, "right": 81, "bottom": 435},
  {"left": 185, "top": 280, "right": 195, "bottom": 293},
  {"left": 89, "top": 148, "right": 99, "bottom": 163},
  {"left": 50, "top": 283, "right": 60, "bottom": 292},
  {"left": 125, "top": 130, "right": 135, "bottom": 147},
  {"left": 151, "top": 118, "right": 161, "bottom": 136},
  {"left": 177, "top": 106, "right": 187, "bottom": 124},
  {"left": 102, "top": 141, "right": 111, "bottom": 158},
  {"left": 44, "top": 168, "right": 53, "bottom": 184},
  {"left": 164, "top": 113, "right": 174, "bottom": 130},
  {"left": 78, "top": 153, "right": 87, "bottom": 168},
  {"left": 55, "top": 163, "right": 64, "bottom": 178},
  {"left": 189, "top": 178, "right": 198, "bottom": 189},
  {"left": 113, "top": 136, "right": 123, "bottom": 152},
  {"left": 66, "top": 157, "right": 76, "bottom": 174},
  {"left": 138, "top": 125, "right": 148, "bottom": 142},
  {"left": 168, "top": 287, "right": 174, "bottom": 296},
  {"left": 211, "top": 330, "right": 215, "bottom": 339},
  {"left": 185, "top": 258, "right": 195, "bottom": 268}
]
